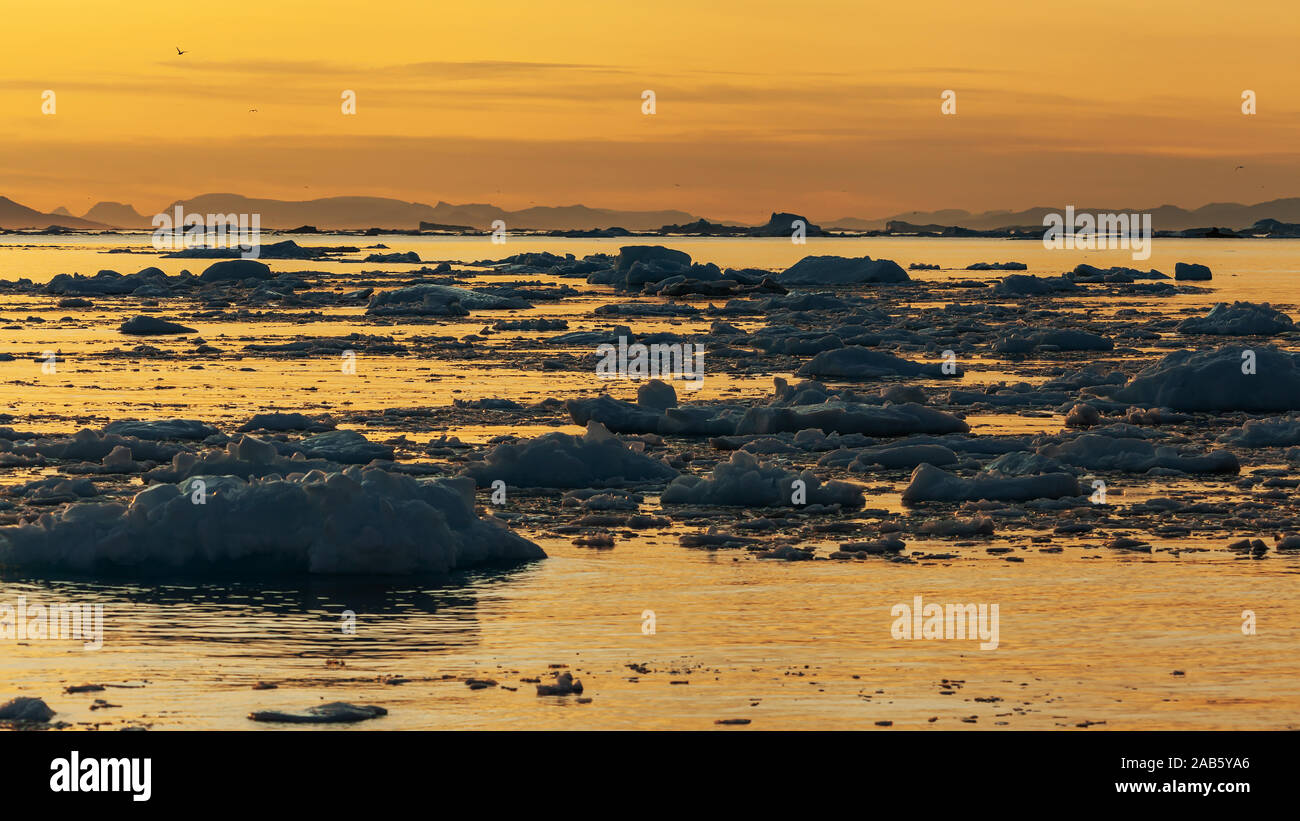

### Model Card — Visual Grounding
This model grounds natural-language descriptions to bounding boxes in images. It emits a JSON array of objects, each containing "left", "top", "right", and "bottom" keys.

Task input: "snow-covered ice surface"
[
  {"left": 0, "top": 468, "right": 543, "bottom": 575},
  {"left": 1, "top": 235, "right": 1299, "bottom": 730}
]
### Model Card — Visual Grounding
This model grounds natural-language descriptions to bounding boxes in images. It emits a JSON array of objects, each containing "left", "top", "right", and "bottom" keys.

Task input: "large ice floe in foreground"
[
  {"left": 661, "top": 450, "right": 864, "bottom": 507},
  {"left": 462, "top": 422, "right": 678, "bottom": 488},
  {"left": 0, "top": 468, "right": 544, "bottom": 575},
  {"left": 1112, "top": 346, "right": 1300, "bottom": 412}
]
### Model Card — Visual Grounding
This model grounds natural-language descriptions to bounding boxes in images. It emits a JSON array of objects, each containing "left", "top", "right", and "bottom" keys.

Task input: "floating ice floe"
[
  {"left": 1112, "top": 346, "right": 1300, "bottom": 412},
  {"left": 536, "top": 671, "right": 584, "bottom": 696},
  {"left": 796, "top": 346, "right": 962, "bottom": 379},
  {"left": 594, "top": 301, "right": 699, "bottom": 317},
  {"left": 199, "top": 259, "right": 272, "bottom": 282},
  {"left": 966, "top": 261, "right": 1027, "bottom": 271},
  {"left": 0, "top": 697, "right": 54, "bottom": 722},
  {"left": 1041, "top": 365, "right": 1128, "bottom": 391},
  {"left": 587, "top": 245, "right": 698, "bottom": 291},
  {"left": 0, "top": 467, "right": 544, "bottom": 575},
  {"left": 567, "top": 388, "right": 968, "bottom": 437},
  {"left": 775, "top": 255, "right": 910, "bottom": 285},
  {"left": 45, "top": 267, "right": 176, "bottom": 296},
  {"left": 901, "top": 462, "right": 1080, "bottom": 503},
  {"left": 1176, "top": 302, "right": 1294, "bottom": 336},
  {"left": 1071, "top": 264, "right": 1168, "bottom": 281},
  {"left": 831, "top": 538, "right": 904, "bottom": 559},
  {"left": 566, "top": 396, "right": 738, "bottom": 436},
  {"left": 637, "top": 379, "right": 678, "bottom": 410},
  {"left": 118, "top": 315, "right": 196, "bottom": 335},
  {"left": 248, "top": 702, "right": 387, "bottom": 723},
  {"left": 1036, "top": 434, "right": 1239, "bottom": 474},
  {"left": 1218, "top": 416, "right": 1300, "bottom": 447},
  {"left": 142, "top": 435, "right": 364, "bottom": 482},
  {"left": 661, "top": 450, "right": 863, "bottom": 508},
  {"left": 364, "top": 251, "right": 420, "bottom": 263},
  {"left": 917, "top": 516, "right": 996, "bottom": 536},
  {"left": 992, "top": 274, "right": 1080, "bottom": 296},
  {"left": 493, "top": 318, "right": 568, "bottom": 331},
  {"left": 365, "top": 284, "right": 530, "bottom": 316},
  {"left": 462, "top": 421, "right": 678, "bottom": 488},
  {"left": 238, "top": 412, "right": 335, "bottom": 433},
  {"left": 63, "top": 444, "right": 145, "bottom": 475},
  {"left": 294, "top": 430, "right": 395, "bottom": 463},
  {"left": 736, "top": 401, "right": 969, "bottom": 437},
  {"left": 1064, "top": 403, "right": 1102, "bottom": 428},
  {"left": 711, "top": 430, "right": 873, "bottom": 452},
  {"left": 817, "top": 442, "right": 959, "bottom": 470},
  {"left": 1173, "top": 262, "right": 1212, "bottom": 281},
  {"left": 34, "top": 429, "right": 186, "bottom": 462},
  {"left": 993, "top": 329, "right": 1113, "bottom": 353},
  {"left": 102, "top": 419, "right": 219, "bottom": 441},
  {"left": 754, "top": 331, "right": 847, "bottom": 356},
  {"left": 243, "top": 333, "right": 404, "bottom": 356},
  {"left": 983, "top": 451, "right": 1071, "bottom": 476}
]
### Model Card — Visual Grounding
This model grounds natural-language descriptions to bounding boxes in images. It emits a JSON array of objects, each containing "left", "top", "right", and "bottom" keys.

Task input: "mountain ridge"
[
  {"left": 838, "top": 198, "right": 1300, "bottom": 232},
  {"left": 6, "top": 192, "right": 1300, "bottom": 232},
  {"left": 0, "top": 196, "right": 107, "bottom": 230}
]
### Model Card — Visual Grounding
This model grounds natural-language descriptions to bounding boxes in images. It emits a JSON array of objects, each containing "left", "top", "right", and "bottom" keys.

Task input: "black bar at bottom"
[{"left": 1, "top": 730, "right": 1286, "bottom": 809}]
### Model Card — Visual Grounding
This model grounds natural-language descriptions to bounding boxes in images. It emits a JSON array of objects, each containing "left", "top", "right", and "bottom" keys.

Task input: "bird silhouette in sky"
[
  {"left": 175, "top": 46, "right": 188, "bottom": 55},
  {"left": 1234, "top": 165, "right": 1245, "bottom": 171},
  {"left": 249, "top": 109, "right": 258, "bottom": 113}
]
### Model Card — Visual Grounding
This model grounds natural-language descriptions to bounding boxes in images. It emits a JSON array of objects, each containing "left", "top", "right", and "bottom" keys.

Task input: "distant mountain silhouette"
[
  {"left": 161, "top": 194, "right": 435, "bottom": 230},
  {"left": 0, "top": 196, "right": 107, "bottom": 229},
  {"left": 832, "top": 198, "right": 1300, "bottom": 232},
  {"left": 83, "top": 201, "right": 151, "bottom": 228},
  {"left": 50, "top": 206, "right": 73, "bottom": 217},
  {"left": 162, "top": 194, "right": 698, "bottom": 231},
  {"left": 10, "top": 191, "right": 1300, "bottom": 233},
  {"left": 441, "top": 202, "right": 696, "bottom": 231}
]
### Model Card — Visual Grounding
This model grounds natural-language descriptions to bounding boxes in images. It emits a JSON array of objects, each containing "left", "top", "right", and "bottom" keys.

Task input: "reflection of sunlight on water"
[
  {"left": 967, "top": 413, "right": 1063, "bottom": 436},
  {"left": 9, "top": 541, "right": 1297, "bottom": 730}
]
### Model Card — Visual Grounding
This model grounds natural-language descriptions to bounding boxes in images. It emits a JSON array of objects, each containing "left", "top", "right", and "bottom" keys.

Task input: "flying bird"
[
  {"left": 175, "top": 46, "right": 188, "bottom": 55},
  {"left": 1234, "top": 165, "right": 1245, "bottom": 171},
  {"left": 249, "top": 109, "right": 258, "bottom": 113}
]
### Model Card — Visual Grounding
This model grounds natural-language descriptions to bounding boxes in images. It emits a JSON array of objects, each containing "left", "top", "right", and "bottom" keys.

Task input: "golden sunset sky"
[{"left": 2, "top": 0, "right": 1297, "bottom": 221}]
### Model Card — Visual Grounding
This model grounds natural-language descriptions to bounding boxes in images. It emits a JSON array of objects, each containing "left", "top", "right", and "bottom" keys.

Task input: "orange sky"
[{"left": 1, "top": 0, "right": 1297, "bottom": 222}]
